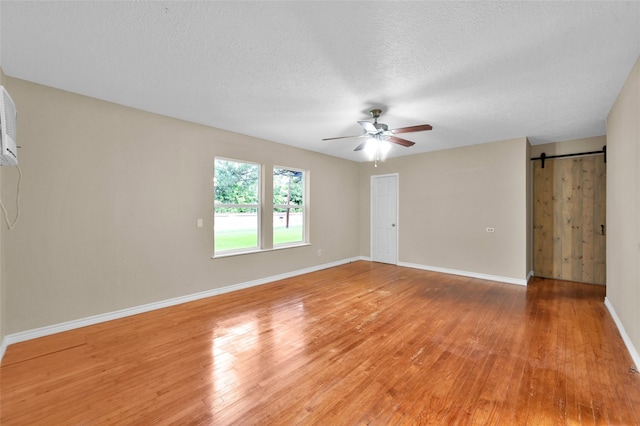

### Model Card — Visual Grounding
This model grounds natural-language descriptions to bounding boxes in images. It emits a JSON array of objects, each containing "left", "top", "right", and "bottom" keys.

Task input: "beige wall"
[
  {"left": 606, "top": 56, "right": 640, "bottom": 358},
  {"left": 2, "top": 76, "right": 361, "bottom": 333},
  {"left": 359, "top": 137, "right": 530, "bottom": 281},
  {"left": 4, "top": 72, "right": 608, "bottom": 338},
  {"left": 530, "top": 135, "right": 606, "bottom": 158}
]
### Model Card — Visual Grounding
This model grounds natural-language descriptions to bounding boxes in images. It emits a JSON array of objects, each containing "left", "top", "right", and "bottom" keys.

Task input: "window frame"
[{"left": 212, "top": 158, "right": 310, "bottom": 258}]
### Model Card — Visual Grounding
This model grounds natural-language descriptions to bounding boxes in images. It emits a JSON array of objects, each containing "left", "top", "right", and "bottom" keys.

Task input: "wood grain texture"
[
  {"left": 2, "top": 262, "right": 638, "bottom": 425},
  {"left": 593, "top": 157, "right": 607, "bottom": 284},
  {"left": 533, "top": 156, "right": 606, "bottom": 284},
  {"left": 534, "top": 158, "right": 554, "bottom": 279},
  {"left": 582, "top": 157, "right": 595, "bottom": 283}
]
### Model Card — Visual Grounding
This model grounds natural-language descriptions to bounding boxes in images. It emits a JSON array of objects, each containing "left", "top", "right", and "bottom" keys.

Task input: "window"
[
  {"left": 273, "top": 167, "right": 305, "bottom": 246},
  {"left": 214, "top": 158, "right": 260, "bottom": 254},
  {"left": 213, "top": 159, "right": 308, "bottom": 257}
]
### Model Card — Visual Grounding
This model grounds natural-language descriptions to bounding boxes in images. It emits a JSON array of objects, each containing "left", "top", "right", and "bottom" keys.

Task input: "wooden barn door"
[{"left": 533, "top": 156, "right": 606, "bottom": 284}]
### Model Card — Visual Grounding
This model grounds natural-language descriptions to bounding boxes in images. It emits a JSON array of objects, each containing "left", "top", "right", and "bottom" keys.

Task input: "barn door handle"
[{"left": 601, "top": 224, "right": 605, "bottom": 235}]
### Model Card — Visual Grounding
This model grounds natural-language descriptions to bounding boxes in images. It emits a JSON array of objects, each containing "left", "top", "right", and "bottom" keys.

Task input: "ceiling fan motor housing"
[{"left": 369, "top": 109, "right": 382, "bottom": 119}]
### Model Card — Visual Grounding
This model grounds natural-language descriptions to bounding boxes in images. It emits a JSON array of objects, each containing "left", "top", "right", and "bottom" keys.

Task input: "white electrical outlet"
[
  {"left": 486, "top": 227, "right": 495, "bottom": 233},
  {"left": 197, "top": 218, "right": 203, "bottom": 228},
  {"left": 317, "top": 249, "right": 323, "bottom": 256}
]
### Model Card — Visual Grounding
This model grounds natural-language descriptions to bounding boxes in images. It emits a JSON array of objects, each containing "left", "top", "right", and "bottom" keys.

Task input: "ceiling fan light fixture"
[
  {"left": 363, "top": 138, "right": 377, "bottom": 158},
  {"left": 378, "top": 139, "right": 392, "bottom": 157},
  {"left": 364, "top": 137, "right": 391, "bottom": 167}
]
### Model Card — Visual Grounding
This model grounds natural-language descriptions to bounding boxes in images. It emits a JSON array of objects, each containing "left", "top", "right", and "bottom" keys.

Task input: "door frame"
[{"left": 370, "top": 173, "right": 399, "bottom": 264}]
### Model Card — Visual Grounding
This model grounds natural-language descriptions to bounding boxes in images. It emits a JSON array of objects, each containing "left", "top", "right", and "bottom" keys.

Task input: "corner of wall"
[
  {"left": 0, "top": 66, "right": 5, "bottom": 360},
  {"left": 526, "top": 138, "right": 533, "bottom": 277}
]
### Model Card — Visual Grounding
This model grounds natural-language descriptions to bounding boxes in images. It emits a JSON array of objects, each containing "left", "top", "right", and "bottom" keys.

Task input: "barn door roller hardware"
[{"left": 531, "top": 146, "right": 606, "bottom": 169}]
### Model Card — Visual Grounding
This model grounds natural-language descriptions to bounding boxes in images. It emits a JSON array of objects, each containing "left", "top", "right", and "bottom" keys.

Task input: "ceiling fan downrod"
[{"left": 368, "top": 109, "right": 388, "bottom": 132}]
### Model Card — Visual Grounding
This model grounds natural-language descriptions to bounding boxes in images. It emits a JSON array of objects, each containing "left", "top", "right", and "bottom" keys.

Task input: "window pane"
[
  {"left": 273, "top": 208, "right": 303, "bottom": 245},
  {"left": 214, "top": 158, "right": 261, "bottom": 254},
  {"left": 273, "top": 168, "right": 303, "bottom": 206},
  {"left": 273, "top": 167, "right": 305, "bottom": 246},
  {"left": 215, "top": 208, "right": 259, "bottom": 252},
  {"left": 215, "top": 159, "right": 259, "bottom": 205}
]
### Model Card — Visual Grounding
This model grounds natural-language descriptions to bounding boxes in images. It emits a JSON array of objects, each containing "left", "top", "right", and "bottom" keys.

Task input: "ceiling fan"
[{"left": 322, "top": 108, "right": 432, "bottom": 152}]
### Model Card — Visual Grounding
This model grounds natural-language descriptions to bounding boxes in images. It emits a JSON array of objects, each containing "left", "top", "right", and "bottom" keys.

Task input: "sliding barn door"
[{"left": 533, "top": 156, "right": 606, "bottom": 284}]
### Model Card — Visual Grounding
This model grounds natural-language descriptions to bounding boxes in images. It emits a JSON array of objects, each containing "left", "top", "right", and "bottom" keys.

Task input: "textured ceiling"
[{"left": 1, "top": 1, "right": 639, "bottom": 162}]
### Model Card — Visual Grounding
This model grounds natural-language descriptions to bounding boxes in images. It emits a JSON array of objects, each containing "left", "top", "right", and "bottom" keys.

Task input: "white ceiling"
[{"left": 1, "top": 1, "right": 639, "bottom": 162}]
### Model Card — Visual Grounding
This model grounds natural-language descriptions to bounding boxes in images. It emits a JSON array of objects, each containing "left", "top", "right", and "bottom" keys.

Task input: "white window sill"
[{"left": 212, "top": 243, "right": 311, "bottom": 259}]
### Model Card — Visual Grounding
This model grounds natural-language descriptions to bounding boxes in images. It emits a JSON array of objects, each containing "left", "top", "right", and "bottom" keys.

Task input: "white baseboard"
[
  {"left": 397, "top": 261, "right": 528, "bottom": 286},
  {"left": 0, "top": 257, "right": 362, "bottom": 363},
  {"left": 604, "top": 297, "right": 640, "bottom": 370}
]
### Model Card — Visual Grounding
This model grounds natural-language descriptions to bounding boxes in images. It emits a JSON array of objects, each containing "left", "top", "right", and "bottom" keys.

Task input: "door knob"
[{"left": 391, "top": 224, "right": 396, "bottom": 227}]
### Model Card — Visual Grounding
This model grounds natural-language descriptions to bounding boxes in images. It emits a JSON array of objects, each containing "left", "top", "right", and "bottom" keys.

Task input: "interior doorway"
[{"left": 533, "top": 155, "right": 606, "bottom": 284}]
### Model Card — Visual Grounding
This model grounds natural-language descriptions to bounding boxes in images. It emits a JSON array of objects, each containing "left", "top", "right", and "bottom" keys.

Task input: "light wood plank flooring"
[{"left": 1, "top": 261, "right": 639, "bottom": 424}]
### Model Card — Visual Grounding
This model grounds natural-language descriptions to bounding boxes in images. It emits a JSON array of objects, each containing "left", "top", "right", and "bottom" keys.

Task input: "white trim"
[
  {"left": 397, "top": 261, "right": 528, "bottom": 286},
  {"left": 212, "top": 243, "right": 311, "bottom": 259},
  {"left": 604, "top": 297, "right": 640, "bottom": 369},
  {"left": 0, "top": 257, "right": 361, "bottom": 363},
  {"left": 527, "top": 270, "right": 535, "bottom": 282}
]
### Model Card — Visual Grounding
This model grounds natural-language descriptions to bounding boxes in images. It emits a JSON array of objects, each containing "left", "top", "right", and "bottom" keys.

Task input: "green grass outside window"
[{"left": 215, "top": 225, "right": 303, "bottom": 252}]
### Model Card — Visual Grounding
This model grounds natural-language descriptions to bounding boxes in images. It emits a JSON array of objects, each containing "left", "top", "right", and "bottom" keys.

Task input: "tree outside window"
[
  {"left": 273, "top": 167, "right": 305, "bottom": 246},
  {"left": 214, "top": 158, "right": 260, "bottom": 253}
]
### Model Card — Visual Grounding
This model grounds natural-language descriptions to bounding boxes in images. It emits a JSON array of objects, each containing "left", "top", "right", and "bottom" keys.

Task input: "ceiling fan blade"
[
  {"left": 387, "top": 136, "right": 415, "bottom": 147},
  {"left": 358, "top": 120, "right": 378, "bottom": 134},
  {"left": 354, "top": 142, "right": 368, "bottom": 151},
  {"left": 391, "top": 124, "right": 433, "bottom": 134},
  {"left": 322, "top": 134, "right": 363, "bottom": 141}
]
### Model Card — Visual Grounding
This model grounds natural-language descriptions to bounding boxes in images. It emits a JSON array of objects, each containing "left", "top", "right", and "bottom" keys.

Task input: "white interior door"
[{"left": 371, "top": 174, "right": 398, "bottom": 264}]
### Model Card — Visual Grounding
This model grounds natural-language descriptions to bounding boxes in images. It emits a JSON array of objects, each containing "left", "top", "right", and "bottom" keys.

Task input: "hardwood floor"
[{"left": 1, "top": 261, "right": 639, "bottom": 425}]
